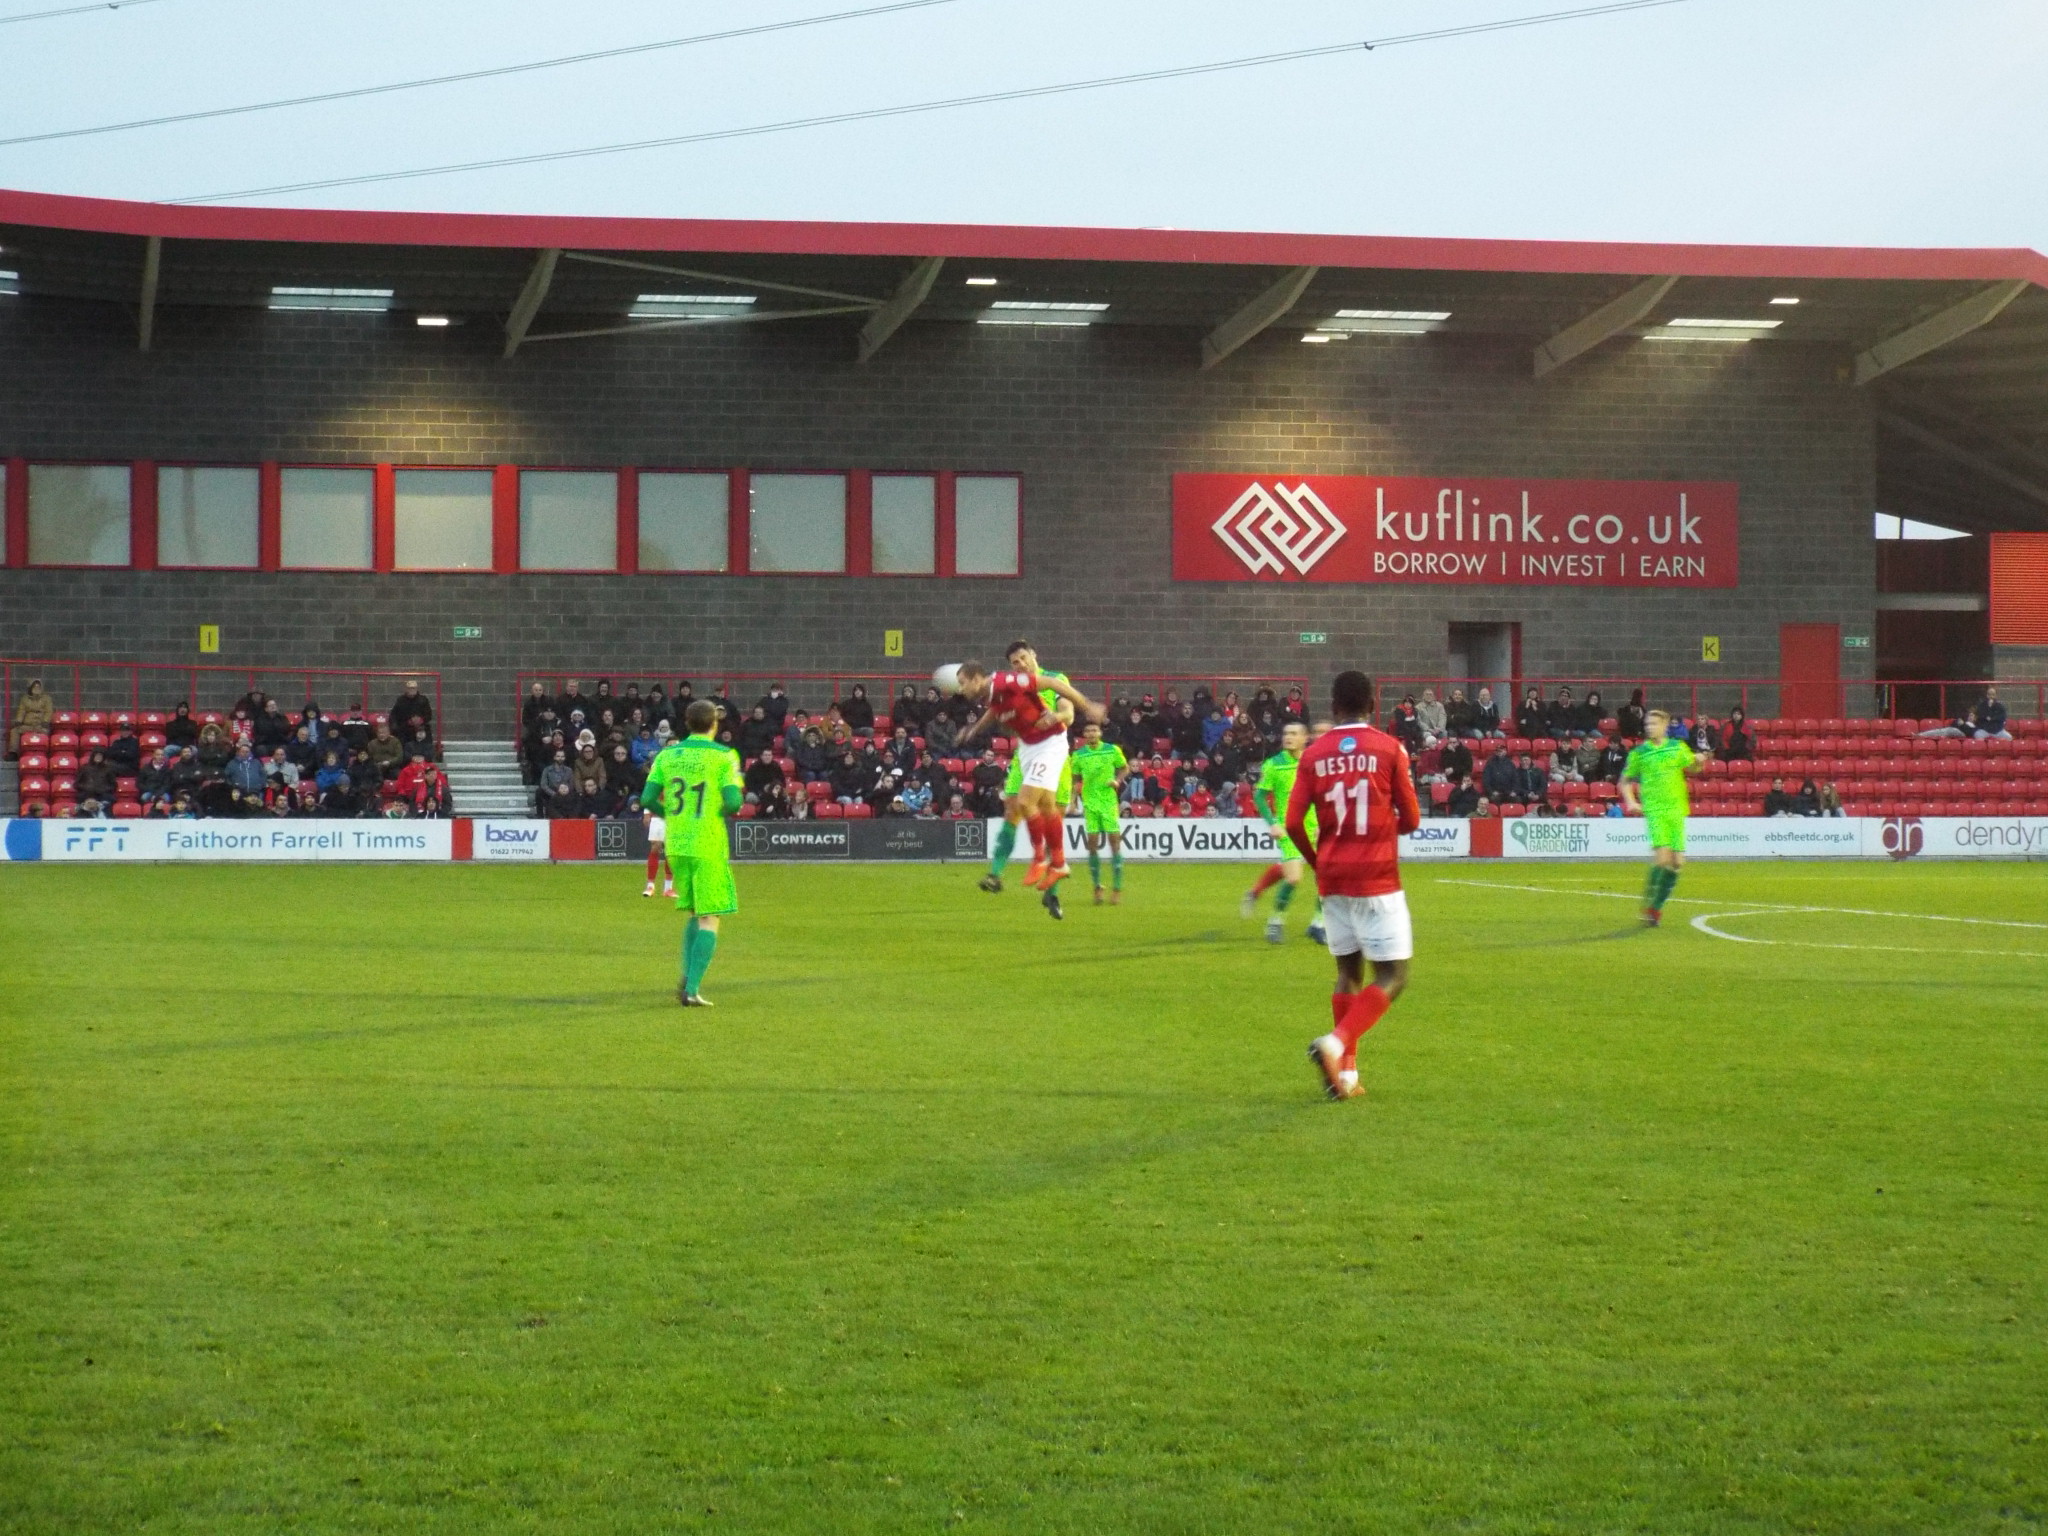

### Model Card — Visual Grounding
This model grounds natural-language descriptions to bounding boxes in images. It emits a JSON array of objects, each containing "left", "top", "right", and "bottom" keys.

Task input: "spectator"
[
  {"left": 1281, "top": 686, "right": 1308, "bottom": 724},
  {"left": 1793, "top": 778, "right": 1821, "bottom": 817},
  {"left": 1437, "top": 737, "right": 1474, "bottom": 789},
  {"left": 752, "top": 682, "right": 791, "bottom": 731},
  {"left": 1545, "top": 686, "right": 1581, "bottom": 739},
  {"left": 300, "top": 704, "right": 331, "bottom": 751},
  {"left": 1472, "top": 687, "right": 1503, "bottom": 737},
  {"left": 105, "top": 719, "right": 142, "bottom": 775},
  {"left": 1446, "top": 771, "right": 1480, "bottom": 818},
  {"left": 347, "top": 747, "right": 381, "bottom": 802},
  {"left": 1249, "top": 687, "right": 1283, "bottom": 742},
  {"left": 1515, "top": 688, "right": 1545, "bottom": 740},
  {"left": 554, "top": 678, "right": 589, "bottom": 726},
  {"left": 73, "top": 749, "right": 117, "bottom": 813},
  {"left": 539, "top": 750, "right": 577, "bottom": 817},
  {"left": 588, "top": 679, "right": 618, "bottom": 723},
  {"left": 885, "top": 724, "right": 921, "bottom": 772},
  {"left": 384, "top": 678, "right": 431, "bottom": 742},
  {"left": 1514, "top": 753, "right": 1548, "bottom": 806},
  {"left": 1616, "top": 689, "right": 1647, "bottom": 740},
  {"left": 1416, "top": 688, "right": 1447, "bottom": 743},
  {"left": 780, "top": 709, "right": 812, "bottom": 758},
  {"left": 939, "top": 791, "right": 969, "bottom": 820},
  {"left": 403, "top": 721, "right": 436, "bottom": 765},
  {"left": 1169, "top": 702, "right": 1203, "bottom": 758},
  {"left": 337, "top": 702, "right": 373, "bottom": 753},
  {"left": 1918, "top": 710, "right": 1979, "bottom": 740},
  {"left": 969, "top": 750, "right": 1007, "bottom": 816},
  {"left": 829, "top": 749, "right": 868, "bottom": 807},
  {"left": 926, "top": 685, "right": 957, "bottom": 727},
  {"left": 407, "top": 760, "right": 452, "bottom": 818},
  {"left": 254, "top": 698, "right": 293, "bottom": 754},
  {"left": 644, "top": 684, "right": 672, "bottom": 730},
  {"left": 223, "top": 742, "right": 267, "bottom": 810},
  {"left": 1116, "top": 707, "right": 1152, "bottom": 759},
  {"left": 138, "top": 749, "right": 175, "bottom": 808},
  {"left": 361, "top": 720, "right": 401, "bottom": 781},
  {"left": 593, "top": 707, "right": 627, "bottom": 756},
  {"left": 571, "top": 737, "right": 607, "bottom": 808},
  {"left": 264, "top": 746, "right": 298, "bottom": 794},
  {"left": 1762, "top": 777, "right": 1797, "bottom": 816},
  {"left": 9, "top": 678, "right": 53, "bottom": 756},
  {"left": 737, "top": 705, "right": 778, "bottom": 760},
  {"left": 1444, "top": 688, "right": 1477, "bottom": 739},
  {"left": 1975, "top": 687, "right": 2012, "bottom": 740},
  {"left": 1571, "top": 735, "right": 1605, "bottom": 783},
  {"left": 793, "top": 726, "right": 828, "bottom": 782},
  {"left": 744, "top": 751, "right": 785, "bottom": 804},
  {"left": 1200, "top": 706, "right": 1230, "bottom": 754},
  {"left": 1389, "top": 696, "right": 1425, "bottom": 753},
  {"left": 314, "top": 748, "right": 349, "bottom": 794},
  {"left": 1481, "top": 744, "right": 1518, "bottom": 804},
  {"left": 840, "top": 684, "right": 875, "bottom": 733},
  {"left": 755, "top": 780, "right": 793, "bottom": 820},
  {"left": 890, "top": 684, "right": 922, "bottom": 733},
  {"left": 923, "top": 709, "right": 957, "bottom": 757},
  {"left": 1819, "top": 781, "right": 1845, "bottom": 816},
  {"left": 196, "top": 722, "right": 233, "bottom": 775},
  {"left": 165, "top": 701, "right": 200, "bottom": 749},
  {"left": 900, "top": 775, "right": 934, "bottom": 817},
  {"left": 820, "top": 705, "right": 852, "bottom": 751},
  {"left": 1578, "top": 690, "right": 1606, "bottom": 737},
  {"left": 629, "top": 723, "right": 661, "bottom": 769},
  {"left": 1721, "top": 707, "right": 1753, "bottom": 762},
  {"left": 1596, "top": 735, "right": 1630, "bottom": 784},
  {"left": 521, "top": 681, "right": 552, "bottom": 735},
  {"left": 606, "top": 743, "right": 644, "bottom": 808}
]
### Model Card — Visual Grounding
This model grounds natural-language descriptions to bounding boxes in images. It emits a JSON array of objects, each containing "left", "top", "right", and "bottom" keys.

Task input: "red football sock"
[
  {"left": 1024, "top": 815, "right": 1046, "bottom": 861},
  {"left": 1252, "top": 864, "right": 1285, "bottom": 896},
  {"left": 1331, "top": 995, "right": 1349, "bottom": 1028},
  {"left": 646, "top": 848, "right": 662, "bottom": 881},
  {"left": 1333, "top": 985, "right": 1391, "bottom": 1053},
  {"left": 1039, "top": 809, "right": 1068, "bottom": 869}
]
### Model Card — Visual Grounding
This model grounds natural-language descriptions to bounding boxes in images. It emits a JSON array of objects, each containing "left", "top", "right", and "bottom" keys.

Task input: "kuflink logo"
[
  {"left": 1880, "top": 816, "right": 1924, "bottom": 860},
  {"left": 1211, "top": 481, "right": 1348, "bottom": 576}
]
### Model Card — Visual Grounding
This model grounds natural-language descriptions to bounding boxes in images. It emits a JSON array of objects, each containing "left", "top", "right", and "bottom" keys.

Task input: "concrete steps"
[
  {"left": 0, "top": 762, "right": 16, "bottom": 817},
  {"left": 440, "top": 739, "right": 533, "bottom": 818}
]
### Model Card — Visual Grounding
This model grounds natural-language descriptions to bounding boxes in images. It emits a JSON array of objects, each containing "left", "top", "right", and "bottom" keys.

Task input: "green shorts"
[
  {"left": 1082, "top": 803, "right": 1122, "bottom": 836},
  {"left": 1645, "top": 814, "right": 1687, "bottom": 853},
  {"left": 1270, "top": 826, "right": 1308, "bottom": 863},
  {"left": 1004, "top": 753, "right": 1073, "bottom": 804},
  {"left": 669, "top": 854, "right": 738, "bottom": 916}
]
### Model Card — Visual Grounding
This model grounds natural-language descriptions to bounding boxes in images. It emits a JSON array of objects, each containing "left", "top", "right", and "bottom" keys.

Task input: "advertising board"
[{"left": 28, "top": 819, "right": 453, "bottom": 862}]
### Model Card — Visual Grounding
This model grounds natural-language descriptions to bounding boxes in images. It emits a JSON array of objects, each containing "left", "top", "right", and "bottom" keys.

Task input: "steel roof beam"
[
  {"left": 1200, "top": 265, "right": 1317, "bottom": 370},
  {"left": 1532, "top": 274, "right": 1678, "bottom": 378},
  {"left": 503, "top": 247, "right": 560, "bottom": 359},
  {"left": 136, "top": 234, "right": 161, "bottom": 353},
  {"left": 1853, "top": 279, "right": 2031, "bottom": 386},
  {"left": 856, "top": 256, "right": 942, "bottom": 362},
  {"left": 522, "top": 303, "right": 873, "bottom": 346},
  {"left": 561, "top": 249, "right": 881, "bottom": 307},
  {"left": 1879, "top": 409, "right": 2048, "bottom": 510}
]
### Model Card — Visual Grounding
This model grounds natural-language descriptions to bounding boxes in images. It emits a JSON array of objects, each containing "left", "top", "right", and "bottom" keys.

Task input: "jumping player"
[
  {"left": 953, "top": 660, "right": 1105, "bottom": 919},
  {"left": 984, "top": 642, "right": 1074, "bottom": 891},
  {"left": 1068, "top": 717, "right": 1129, "bottom": 904},
  {"left": 1289, "top": 672, "right": 1421, "bottom": 1101},
  {"left": 639, "top": 700, "right": 743, "bottom": 1006},
  {"left": 1242, "top": 720, "right": 1316, "bottom": 943},
  {"left": 1619, "top": 707, "right": 1701, "bottom": 926}
]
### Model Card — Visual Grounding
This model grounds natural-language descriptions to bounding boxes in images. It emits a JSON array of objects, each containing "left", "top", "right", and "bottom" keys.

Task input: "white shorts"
[
  {"left": 645, "top": 816, "right": 665, "bottom": 840},
  {"left": 1015, "top": 732, "right": 1069, "bottom": 792},
  {"left": 1321, "top": 890, "right": 1414, "bottom": 962}
]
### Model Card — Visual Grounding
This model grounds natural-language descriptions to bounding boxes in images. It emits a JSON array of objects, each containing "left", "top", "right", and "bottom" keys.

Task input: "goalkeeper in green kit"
[
  {"left": 1068, "top": 718, "right": 1129, "bottom": 904},
  {"left": 640, "top": 699, "right": 743, "bottom": 1005},
  {"left": 1619, "top": 707, "right": 1703, "bottom": 928},
  {"left": 1242, "top": 720, "right": 1325, "bottom": 945}
]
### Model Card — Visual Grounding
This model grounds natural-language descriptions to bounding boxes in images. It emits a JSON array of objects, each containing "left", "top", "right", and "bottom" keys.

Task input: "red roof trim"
[{"left": 3, "top": 186, "right": 2045, "bottom": 287}]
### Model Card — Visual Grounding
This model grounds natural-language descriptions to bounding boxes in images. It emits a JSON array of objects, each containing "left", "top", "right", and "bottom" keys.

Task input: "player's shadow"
[{"left": 1469, "top": 924, "right": 1648, "bottom": 951}]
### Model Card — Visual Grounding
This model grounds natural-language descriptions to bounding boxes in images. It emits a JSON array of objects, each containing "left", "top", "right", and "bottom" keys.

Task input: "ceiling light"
[
  {"left": 1770, "top": 296, "right": 1800, "bottom": 305},
  {"left": 269, "top": 286, "right": 394, "bottom": 312},
  {"left": 1315, "top": 308, "right": 1451, "bottom": 335},
  {"left": 979, "top": 300, "right": 1108, "bottom": 327},
  {"left": 1643, "top": 317, "right": 1784, "bottom": 343},
  {"left": 964, "top": 276, "right": 999, "bottom": 287},
  {"left": 1300, "top": 332, "right": 1339, "bottom": 344},
  {"left": 629, "top": 292, "right": 757, "bottom": 318},
  {"left": 0, "top": 269, "right": 18, "bottom": 296},
  {"left": 415, "top": 315, "right": 451, "bottom": 328},
  {"left": 1665, "top": 317, "right": 1782, "bottom": 329},
  {"left": 1334, "top": 309, "right": 1452, "bottom": 321}
]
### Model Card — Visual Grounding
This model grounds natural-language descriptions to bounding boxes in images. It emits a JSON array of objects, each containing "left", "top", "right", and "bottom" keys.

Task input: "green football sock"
[
  {"left": 991, "top": 819, "right": 1018, "bottom": 876},
  {"left": 1088, "top": 848, "right": 1102, "bottom": 887},
  {"left": 680, "top": 916, "right": 698, "bottom": 980},
  {"left": 1642, "top": 866, "right": 1661, "bottom": 906},
  {"left": 1652, "top": 866, "right": 1679, "bottom": 912},
  {"left": 1111, "top": 850, "right": 1124, "bottom": 890},
  {"left": 685, "top": 925, "right": 719, "bottom": 996},
  {"left": 1275, "top": 881, "right": 1296, "bottom": 912}
]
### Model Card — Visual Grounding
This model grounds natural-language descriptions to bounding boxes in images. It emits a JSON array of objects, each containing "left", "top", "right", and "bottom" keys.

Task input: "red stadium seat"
[
  {"left": 52, "top": 710, "right": 78, "bottom": 727},
  {"left": 112, "top": 800, "right": 142, "bottom": 818},
  {"left": 18, "top": 752, "right": 46, "bottom": 773},
  {"left": 81, "top": 710, "right": 106, "bottom": 728},
  {"left": 735, "top": 804, "right": 757, "bottom": 819},
  {"left": 19, "top": 775, "right": 48, "bottom": 799},
  {"left": 139, "top": 711, "right": 165, "bottom": 727},
  {"left": 140, "top": 731, "right": 166, "bottom": 749},
  {"left": 816, "top": 802, "right": 845, "bottom": 818},
  {"left": 49, "top": 730, "right": 77, "bottom": 750},
  {"left": 81, "top": 730, "right": 107, "bottom": 749},
  {"left": 48, "top": 752, "right": 77, "bottom": 773},
  {"left": 50, "top": 800, "right": 77, "bottom": 817},
  {"left": 52, "top": 775, "right": 76, "bottom": 795},
  {"left": 806, "top": 781, "right": 831, "bottom": 800},
  {"left": 17, "top": 730, "right": 47, "bottom": 751},
  {"left": 115, "top": 776, "right": 138, "bottom": 796},
  {"left": 846, "top": 803, "right": 874, "bottom": 819}
]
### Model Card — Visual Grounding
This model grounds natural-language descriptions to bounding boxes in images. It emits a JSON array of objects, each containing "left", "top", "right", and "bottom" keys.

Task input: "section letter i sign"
[{"left": 198, "top": 624, "right": 220, "bottom": 654}]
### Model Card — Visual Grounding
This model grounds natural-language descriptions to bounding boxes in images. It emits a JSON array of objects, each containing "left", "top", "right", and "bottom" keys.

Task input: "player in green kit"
[
  {"left": 639, "top": 699, "right": 743, "bottom": 1005},
  {"left": 1619, "top": 707, "right": 1702, "bottom": 927},
  {"left": 1068, "top": 718, "right": 1129, "bottom": 904},
  {"left": 1242, "top": 720, "right": 1323, "bottom": 944},
  {"left": 981, "top": 641, "right": 1074, "bottom": 893}
]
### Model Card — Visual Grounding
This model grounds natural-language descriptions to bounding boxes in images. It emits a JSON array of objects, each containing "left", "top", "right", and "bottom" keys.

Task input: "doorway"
[
  {"left": 1779, "top": 622, "right": 1842, "bottom": 719},
  {"left": 1448, "top": 622, "right": 1520, "bottom": 713}
]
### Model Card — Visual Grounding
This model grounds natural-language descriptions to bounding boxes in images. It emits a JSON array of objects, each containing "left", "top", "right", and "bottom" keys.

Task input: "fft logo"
[
  {"left": 1880, "top": 816, "right": 1924, "bottom": 860},
  {"left": 1211, "top": 481, "right": 1347, "bottom": 576},
  {"left": 61, "top": 823, "right": 129, "bottom": 856}
]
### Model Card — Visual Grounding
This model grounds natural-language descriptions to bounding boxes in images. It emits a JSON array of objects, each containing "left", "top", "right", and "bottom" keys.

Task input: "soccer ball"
[{"left": 932, "top": 663, "right": 963, "bottom": 696}]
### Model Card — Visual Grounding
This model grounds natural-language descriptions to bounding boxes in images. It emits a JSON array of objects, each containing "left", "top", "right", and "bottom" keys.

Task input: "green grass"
[{"left": 3, "top": 859, "right": 2046, "bottom": 1534}]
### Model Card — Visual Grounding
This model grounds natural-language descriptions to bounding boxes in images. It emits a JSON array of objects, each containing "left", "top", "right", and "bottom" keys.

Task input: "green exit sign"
[
  {"left": 1842, "top": 634, "right": 1872, "bottom": 650},
  {"left": 452, "top": 625, "right": 483, "bottom": 640},
  {"left": 1299, "top": 631, "right": 1329, "bottom": 646}
]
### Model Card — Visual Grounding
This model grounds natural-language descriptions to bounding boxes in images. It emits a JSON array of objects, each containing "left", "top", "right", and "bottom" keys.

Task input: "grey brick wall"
[{"left": 0, "top": 299, "right": 1877, "bottom": 732}]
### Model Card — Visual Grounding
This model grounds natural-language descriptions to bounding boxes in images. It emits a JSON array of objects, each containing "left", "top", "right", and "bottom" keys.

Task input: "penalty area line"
[
  {"left": 1688, "top": 909, "right": 2048, "bottom": 961},
  {"left": 1435, "top": 877, "right": 2048, "bottom": 931}
]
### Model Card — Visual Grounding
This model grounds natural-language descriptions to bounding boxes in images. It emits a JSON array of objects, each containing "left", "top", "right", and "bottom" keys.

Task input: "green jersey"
[
  {"left": 1623, "top": 737, "right": 1696, "bottom": 818},
  {"left": 1254, "top": 750, "right": 1300, "bottom": 826},
  {"left": 1070, "top": 741, "right": 1127, "bottom": 809},
  {"left": 642, "top": 736, "right": 743, "bottom": 859}
]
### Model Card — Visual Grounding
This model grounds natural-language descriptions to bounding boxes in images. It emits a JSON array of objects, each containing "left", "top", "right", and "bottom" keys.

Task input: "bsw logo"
[{"left": 1211, "top": 481, "right": 1347, "bottom": 576}]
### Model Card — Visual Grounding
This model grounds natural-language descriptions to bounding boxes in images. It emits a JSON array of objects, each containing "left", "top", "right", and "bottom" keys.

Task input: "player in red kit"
[
  {"left": 951, "top": 659, "right": 1105, "bottom": 919},
  {"left": 1285, "top": 670, "right": 1421, "bottom": 1101}
]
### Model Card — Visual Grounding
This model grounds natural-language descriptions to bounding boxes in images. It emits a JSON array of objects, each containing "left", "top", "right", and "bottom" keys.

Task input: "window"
[
  {"left": 520, "top": 470, "right": 617, "bottom": 571},
  {"left": 954, "top": 475, "right": 1020, "bottom": 576},
  {"left": 750, "top": 473, "right": 846, "bottom": 574},
  {"left": 871, "top": 474, "right": 936, "bottom": 575},
  {"left": 29, "top": 464, "right": 130, "bottom": 566},
  {"left": 394, "top": 469, "right": 492, "bottom": 571},
  {"left": 280, "top": 467, "right": 373, "bottom": 570},
  {"left": 639, "top": 473, "right": 729, "bottom": 572},
  {"left": 158, "top": 466, "right": 259, "bottom": 568}
]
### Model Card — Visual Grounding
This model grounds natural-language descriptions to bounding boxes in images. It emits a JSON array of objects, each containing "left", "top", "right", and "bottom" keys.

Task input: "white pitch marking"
[
  {"left": 1687, "top": 908, "right": 2048, "bottom": 961},
  {"left": 1436, "top": 877, "right": 2048, "bottom": 932}
]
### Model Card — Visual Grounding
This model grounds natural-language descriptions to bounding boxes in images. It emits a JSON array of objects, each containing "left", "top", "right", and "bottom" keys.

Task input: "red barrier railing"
[
  {"left": 1369, "top": 676, "right": 2046, "bottom": 726},
  {"left": 3, "top": 659, "right": 442, "bottom": 725},
  {"left": 512, "top": 670, "right": 1311, "bottom": 742}
]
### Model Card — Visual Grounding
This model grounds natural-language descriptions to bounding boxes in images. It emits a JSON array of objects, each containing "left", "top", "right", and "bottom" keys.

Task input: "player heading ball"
[{"left": 1288, "top": 671, "right": 1422, "bottom": 1101}]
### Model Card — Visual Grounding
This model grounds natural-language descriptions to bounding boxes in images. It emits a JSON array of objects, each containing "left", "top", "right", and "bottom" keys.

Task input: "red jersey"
[
  {"left": 1285, "top": 721, "right": 1420, "bottom": 897},
  {"left": 987, "top": 671, "right": 1064, "bottom": 744}
]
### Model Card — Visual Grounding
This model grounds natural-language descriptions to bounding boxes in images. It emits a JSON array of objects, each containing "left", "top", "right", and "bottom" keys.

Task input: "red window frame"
[{"left": 151, "top": 462, "right": 265, "bottom": 572}]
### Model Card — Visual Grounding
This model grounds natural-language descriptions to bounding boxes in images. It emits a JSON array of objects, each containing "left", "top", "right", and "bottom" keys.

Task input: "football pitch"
[{"left": 3, "top": 859, "right": 2045, "bottom": 1534}]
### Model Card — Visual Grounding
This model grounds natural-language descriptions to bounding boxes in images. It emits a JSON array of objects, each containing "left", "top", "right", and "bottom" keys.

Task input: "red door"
[{"left": 1780, "top": 623, "right": 1841, "bottom": 719}]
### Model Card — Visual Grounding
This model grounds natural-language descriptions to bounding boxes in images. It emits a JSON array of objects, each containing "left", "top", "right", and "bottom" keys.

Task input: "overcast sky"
[{"left": 1, "top": 0, "right": 2043, "bottom": 250}]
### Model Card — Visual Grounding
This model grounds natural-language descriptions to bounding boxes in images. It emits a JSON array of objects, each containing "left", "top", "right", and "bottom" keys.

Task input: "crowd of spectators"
[{"left": 7, "top": 678, "right": 447, "bottom": 819}]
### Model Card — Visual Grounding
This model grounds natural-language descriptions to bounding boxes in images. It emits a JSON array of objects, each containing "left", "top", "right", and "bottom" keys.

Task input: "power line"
[
  {"left": 178, "top": 0, "right": 1694, "bottom": 205},
  {"left": 0, "top": 0, "right": 973, "bottom": 149},
  {"left": 0, "top": 0, "right": 173, "bottom": 23}
]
